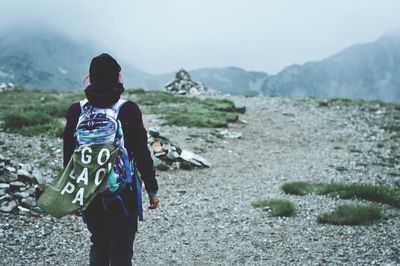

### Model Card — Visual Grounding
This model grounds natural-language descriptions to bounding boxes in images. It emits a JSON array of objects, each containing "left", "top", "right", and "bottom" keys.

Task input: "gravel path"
[{"left": 1, "top": 96, "right": 399, "bottom": 265}]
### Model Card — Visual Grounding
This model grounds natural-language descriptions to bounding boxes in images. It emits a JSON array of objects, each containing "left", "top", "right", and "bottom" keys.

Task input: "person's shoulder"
[
  {"left": 120, "top": 99, "right": 141, "bottom": 113},
  {"left": 119, "top": 99, "right": 142, "bottom": 122},
  {"left": 65, "top": 101, "right": 81, "bottom": 120}
]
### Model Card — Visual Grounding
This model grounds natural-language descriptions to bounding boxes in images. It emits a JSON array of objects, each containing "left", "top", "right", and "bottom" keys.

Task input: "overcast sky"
[{"left": 1, "top": 0, "right": 400, "bottom": 74}]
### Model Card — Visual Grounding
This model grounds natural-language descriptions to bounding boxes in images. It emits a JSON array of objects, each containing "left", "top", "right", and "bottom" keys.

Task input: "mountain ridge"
[
  {"left": 1, "top": 26, "right": 399, "bottom": 102},
  {"left": 261, "top": 35, "right": 400, "bottom": 102},
  {"left": 0, "top": 27, "right": 268, "bottom": 94}
]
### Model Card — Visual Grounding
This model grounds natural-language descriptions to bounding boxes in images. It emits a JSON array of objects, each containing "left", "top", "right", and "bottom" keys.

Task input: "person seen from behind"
[{"left": 63, "top": 53, "right": 159, "bottom": 266}]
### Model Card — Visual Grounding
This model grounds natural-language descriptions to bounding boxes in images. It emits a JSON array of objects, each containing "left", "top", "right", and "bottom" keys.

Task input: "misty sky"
[{"left": 1, "top": 0, "right": 400, "bottom": 74}]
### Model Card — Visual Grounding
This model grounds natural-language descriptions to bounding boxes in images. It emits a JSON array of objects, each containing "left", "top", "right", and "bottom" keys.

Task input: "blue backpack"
[{"left": 76, "top": 99, "right": 143, "bottom": 221}]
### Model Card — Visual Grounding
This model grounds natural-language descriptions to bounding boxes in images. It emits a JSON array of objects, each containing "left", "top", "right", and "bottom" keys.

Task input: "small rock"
[
  {"left": 218, "top": 130, "right": 242, "bottom": 139},
  {"left": 0, "top": 194, "right": 11, "bottom": 201},
  {"left": 6, "top": 166, "right": 16, "bottom": 173},
  {"left": 235, "top": 106, "right": 246, "bottom": 114},
  {"left": 21, "top": 197, "right": 36, "bottom": 208},
  {"left": 0, "top": 188, "right": 7, "bottom": 197},
  {"left": 17, "top": 205, "right": 31, "bottom": 215},
  {"left": 0, "top": 200, "right": 17, "bottom": 213},
  {"left": 0, "top": 183, "right": 10, "bottom": 189},
  {"left": 32, "top": 169, "right": 46, "bottom": 185},
  {"left": 17, "top": 169, "right": 32, "bottom": 183},
  {"left": 19, "top": 163, "right": 33, "bottom": 173},
  {"left": 9, "top": 181, "right": 26, "bottom": 191},
  {"left": 13, "top": 191, "right": 30, "bottom": 199}
]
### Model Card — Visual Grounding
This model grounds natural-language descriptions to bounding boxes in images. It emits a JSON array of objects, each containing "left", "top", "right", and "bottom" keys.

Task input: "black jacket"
[{"left": 63, "top": 83, "right": 158, "bottom": 195}]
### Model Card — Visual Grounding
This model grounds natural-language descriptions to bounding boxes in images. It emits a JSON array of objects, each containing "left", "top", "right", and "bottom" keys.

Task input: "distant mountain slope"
[
  {"left": 0, "top": 27, "right": 268, "bottom": 94},
  {"left": 0, "top": 28, "right": 90, "bottom": 90},
  {"left": 0, "top": 27, "right": 151, "bottom": 90},
  {"left": 261, "top": 36, "right": 400, "bottom": 102},
  {"left": 190, "top": 67, "right": 268, "bottom": 95}
]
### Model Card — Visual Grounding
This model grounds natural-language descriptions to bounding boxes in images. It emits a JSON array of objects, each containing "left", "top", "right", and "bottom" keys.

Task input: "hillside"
[
  {"left": 261, "top": 35, "right": 400, "bottom": 102},
  {"left": 0, "top": 27, "right": 152, "bottom": 90},
  {"left": 0, "top": 90, "right": 400, "bottom": 264},
  {"left": 0, "top": 27, "right": 268, "bottom": 94}
]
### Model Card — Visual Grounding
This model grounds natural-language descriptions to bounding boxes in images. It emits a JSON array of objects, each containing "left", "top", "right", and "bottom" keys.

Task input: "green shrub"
[
  {"left": 335, "top": 166, "right": 347, "bottom": 172},
  {"left": 281, "top": 181, "right": 400, "bottom": 208},
  {"left": 203, "top": 98, "right": 236, "bottom": 112},
  {"left": 132, "top": 91, "right": 239, "bottom": 128},
  {"left": 317, "top": 204, "right": 383, "bottom": 225},
  {"left": 3, "top": 111, "right": 63, "bottom": 137},
  {"left": 382, "top": 125, "right": 400, "bottom": 133},
  {"left": 125, "top": 88, "right": 146, "bottom": 94},
  {"left": 251, "top": 199, "right": 296, "bottom": 217}
]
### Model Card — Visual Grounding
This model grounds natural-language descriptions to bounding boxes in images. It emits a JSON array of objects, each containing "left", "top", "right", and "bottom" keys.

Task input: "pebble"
[
  {"left": 6, "top": 166, "right": 16, "bottom": 173},
  {"left": 17, "top": 169, "right": 32, "bottom": 183},
  {"left": 0, "top": 200, "right": 17, "bottom": 212}
]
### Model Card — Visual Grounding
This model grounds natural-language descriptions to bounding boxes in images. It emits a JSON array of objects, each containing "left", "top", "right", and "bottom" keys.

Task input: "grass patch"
[
  {"left": 317, "top": 204, "right": 383, "bottom": 225},
  {"left": 349, "top": 148, "right": 362, "bottom": 153},
  {"left": 129, "top": 91, "right": 239, "bottom": 128},
  {"left": 0, "top": 89, "right": 240, "bottom": 136},
  {"left": 335, "top": 166, "right": 347, "bottom": 172},
  {"left": 317, "top": 98, "right": 364, "bottom": 107},
  {"left": 3, "top": 111, "right": 63, "bottom": 137},
  {"left": 381, "top": 125, "right": 400, "bottom": 133},
  {"left": 281, "top": 181, "right": 400, "bottom": 208},
  {"left": 0, "top": 90, "right": 83, "bottom": 137},
  {"left": 251, "top": 199, "right": 296, "bottom": 217}
]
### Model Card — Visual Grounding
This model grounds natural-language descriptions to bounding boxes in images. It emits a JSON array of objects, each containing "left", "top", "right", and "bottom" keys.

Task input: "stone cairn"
[
  {"left": 148, "top": 127, "right": 211, "bottom": 170},
  {"left": 0, "top": 82, "right": 17, "bottom": 93},
  {"left": 0, "top": 154, "right": 46, "bottom": 215},
  {"left": 164, "top": 69, "right": 211, "bottom": 96}
]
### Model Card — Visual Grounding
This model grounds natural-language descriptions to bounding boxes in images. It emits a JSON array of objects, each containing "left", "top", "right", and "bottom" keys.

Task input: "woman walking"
[{"left": 63, "top": 53, "right": 159, "bottom": 266}]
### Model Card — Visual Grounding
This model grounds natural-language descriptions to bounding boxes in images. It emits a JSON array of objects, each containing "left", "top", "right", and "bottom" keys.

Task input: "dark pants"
[{"left": 83, "top": 191, "right": 138, "bottom": 266}]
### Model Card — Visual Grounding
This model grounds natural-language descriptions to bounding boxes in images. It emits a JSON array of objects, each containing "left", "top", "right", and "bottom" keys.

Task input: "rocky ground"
[{"left": 1, "top": 95, "right": 400, "bottom": 265}]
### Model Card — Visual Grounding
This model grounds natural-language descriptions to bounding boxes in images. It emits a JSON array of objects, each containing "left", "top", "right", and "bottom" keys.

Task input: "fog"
[{"left": 1, "top": 0, "right": 400, "bottom": 74}]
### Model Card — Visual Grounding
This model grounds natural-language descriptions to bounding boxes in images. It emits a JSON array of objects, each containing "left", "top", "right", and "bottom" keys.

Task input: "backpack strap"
[
  {"left": 112, "top": 99, "right": 127, "bottom": 115},
  {"left": 79, "top": 99, "right": 89, "bottom": 112}
]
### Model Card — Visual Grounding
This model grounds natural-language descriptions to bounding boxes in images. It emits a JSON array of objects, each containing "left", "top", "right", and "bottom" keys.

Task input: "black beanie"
[{"left": 89, "top": 53, "right": 121, "bottom": 85}]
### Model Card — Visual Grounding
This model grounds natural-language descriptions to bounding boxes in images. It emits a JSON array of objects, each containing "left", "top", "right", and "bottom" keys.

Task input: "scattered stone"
[
  {"left": 0, "top": 200, "right": 17, "bottom": 213},
  {"left": 218, "top": 129, "right": 242, "bottom": 139},
  {"left": 21, "top": 197, "right": 36, "bottom": 208},
  {"left": 180, "top": 150, "right": 211, "bottom": 167},
  {"left": 13, "top": 191, "right": 30, "bottom": 199},
  {"left": 0, "top": 194, "right": 11, "bottom": 201},
  {"left": 0, "top": 188, "right": 7, "bottom": 197},
  {"left": 9, "top": 181, "right": 26, "bottom": 191},
  {"left": 17, "top": 205, "right": 31, "bottom": 215},
  {"left": 239, "top": 119, "right": 248, "bottom": 124},
  {"left": 17, "top": 169, "right": 32, "bottom": 183},
  {"left": 19, "top": 163, "right": 33, "bottom": 173},
  {"left": 234, "top": 106, "right": 246, "bottom": 114},
  {"left": 0, "top": 183, "right": 10, "bottom": 189},
  {"left": 32, "top": 169, "right": 46, "bottom": 185},
  {"left": 6, "top": 166, "right": 16, "bottom": 173},
  {"left": 148, "top": 127, "right": 211, "bottom": 169}
]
